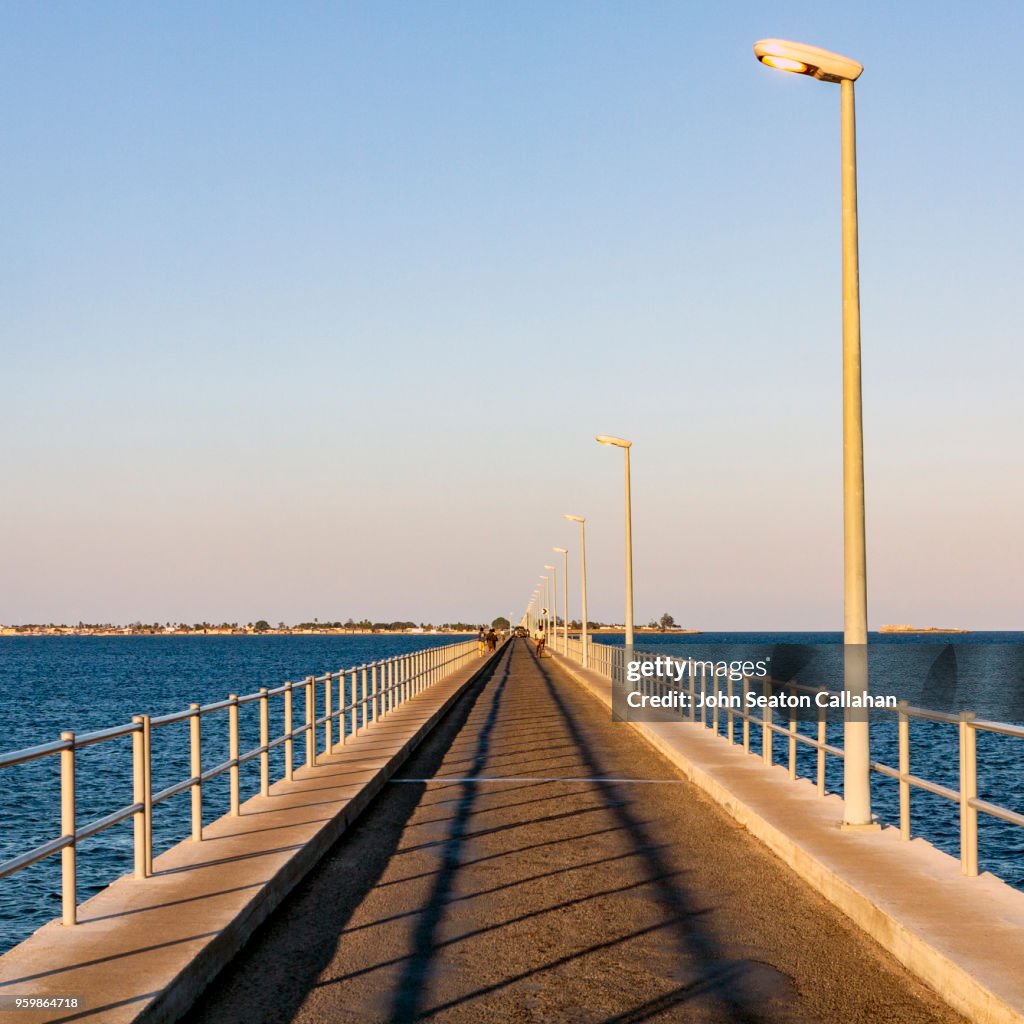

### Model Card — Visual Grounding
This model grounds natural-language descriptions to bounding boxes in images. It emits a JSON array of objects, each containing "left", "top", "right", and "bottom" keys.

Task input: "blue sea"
[
  {"left": 0, "top": 632, "right": 1022, "bottom": 954},
  {"left": 0, "top": 634, "right": 465, "bottom": 954},
  {"left": 601, "top": 631, "right": 1024, "bottom": 895}
]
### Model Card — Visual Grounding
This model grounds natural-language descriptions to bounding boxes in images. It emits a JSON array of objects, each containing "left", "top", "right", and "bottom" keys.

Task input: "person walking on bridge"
[{"left": 485, "top": 628, "right": 497, "bottom": 653}]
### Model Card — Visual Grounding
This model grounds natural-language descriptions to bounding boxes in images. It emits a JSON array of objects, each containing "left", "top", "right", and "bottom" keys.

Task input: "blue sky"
[{"left": 1, "top": 1, "right": 1021, "bottom": 628}]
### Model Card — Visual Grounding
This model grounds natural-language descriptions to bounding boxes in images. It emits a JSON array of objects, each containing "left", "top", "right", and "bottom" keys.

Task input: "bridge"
[{"left": 1, "top": 637, "right": 1023, "bottom": 1023}]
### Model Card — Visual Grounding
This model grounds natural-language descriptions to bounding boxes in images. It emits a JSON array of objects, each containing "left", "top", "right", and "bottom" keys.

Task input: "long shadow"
[
  {"left": 182, "top": 644, "right": 513, "bottom": 1024},
  {"left": 528, "top": 646, "right": 771, "bottom": 1023},
  {"left": 341, "top": 844, "right": 673, "bottom": 936},
  {"left": 384, "top": 639, "right": 515, "bottom": 1021},
  {"left": 319, "top": 871, "right": 698, "bottom": 989},
  {"left": 371, "top": 821, "right": 644, "bottom": 890}
]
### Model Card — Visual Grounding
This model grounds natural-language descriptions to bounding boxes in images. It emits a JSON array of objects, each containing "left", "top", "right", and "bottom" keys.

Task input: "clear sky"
[{"left": 1, "top": 1, "right": 1021, "bottom": 629}]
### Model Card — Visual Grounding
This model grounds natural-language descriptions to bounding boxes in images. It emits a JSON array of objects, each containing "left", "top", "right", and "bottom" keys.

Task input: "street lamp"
[
  {"left": 544, "top": 565, "right": 558, "bottom": 649},
  {"left": 539, "top": 576, "right": 550, "bottom": 644},
  {"left": 564, "top": 514, "right": 589, "bottom": 668},
  {"left": 596, "top": 435, "right": 634, "bottom": 652},
  {"left": 553, "top": 547, "right": 568, "bottom": 655},
  {"left": 754, "top": 38, "right": 874, "bottom": 830}
]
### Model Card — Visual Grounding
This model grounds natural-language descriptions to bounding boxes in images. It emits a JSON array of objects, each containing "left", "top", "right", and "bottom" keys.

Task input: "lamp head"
[
  {"left": 553, "top": 547, "right": 567, "bottom": 554},
  {"left": 753, "top": 38, "right": 862, "bottom": 83},
  {"left": 596, "top": 434, "right": 632, "bottom": 448},
  {"left": 564, "top": 513, "right": 585, "bottom": 523},
  {"left": 544, "top": 564, "right": 555, "bottom": 571}
]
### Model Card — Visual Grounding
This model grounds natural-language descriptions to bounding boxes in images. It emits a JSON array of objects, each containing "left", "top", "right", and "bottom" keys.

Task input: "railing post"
[
  {"left": 742, "top": 674, "right": 750, "bottom": 752},
  {"left": 132, "top": 716, "right": 148, "bottom": 878},
  {"left": 142, "top": 714, "right": 153, "bottom": 874},
  {"left": 190, "top": 704, "right": 203, "bottom": 840},
  {"left": 60, "top": 731, "right": 76, "bottom": 926},
  {"left": 324, "top": 675, "right": 333, "bottom": 754},
  {"left": 229, "top": 694, "right": 240, "bottom": 815},
  {"left": 959, "top": 711, "right": 978, "bottom": 876},
  {"left": 259, "top": 688, "right": 270, "bottom": 797},
  {"left": 788, "top": 685, "right": 798, "bottom": 779},
  {"left": 350, "top": 669, "right": 358, "bottom": 738},
  {"left": 762, "top": 680, "right": 773, "bottom": 765},
  {"left": 284, "top": 682, "right": 294, "bottom": 781},
  {"left": 699, "top": 664, "right": 708, "bottom": 727},
  {"left": 338, "top": 672, "right": 346, "bottom": 747},
  {"left": 370, "top": 663, "right": 378, "bottom": 722},
  {"left": 817, "top": 692, "right": 827, "bottom": 797},
  {"left": 305, "top": 677, "right": 316, "bottom": 767},
  {"left": 726, "top": 672, "right": 734, "bottom": 742},
  {"left": 711, "top": 668, "right": 720, "bottom": 734},
  {"left": 898, "top": 701, "right": 910, "bottom": 839},
  {"left": 689, "top": 661, "right": 697, "bottom": 723},
  {"left": 361, "top": 665, "right": 368, "bottom": 726}
]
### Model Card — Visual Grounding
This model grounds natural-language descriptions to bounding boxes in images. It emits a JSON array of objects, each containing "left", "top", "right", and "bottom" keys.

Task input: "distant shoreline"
[{"left": 0, "top": 629, "right": 478, "bottom": 637}]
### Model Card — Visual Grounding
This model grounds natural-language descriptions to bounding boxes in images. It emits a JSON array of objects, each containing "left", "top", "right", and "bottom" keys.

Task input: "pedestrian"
[
  {"left": 485, "top": 628, "right": 497, "bottom": 653},
  {"left": 535, "top": 627, "right": 546, "bottom": 658}
]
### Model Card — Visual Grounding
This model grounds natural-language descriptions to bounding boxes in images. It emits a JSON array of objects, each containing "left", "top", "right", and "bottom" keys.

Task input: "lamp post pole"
[
  {"left": 564, "top": 515, "right": 589, "bottom": 668},
  {"left": 545, "top": 565, "right": 558, "bottom": 652},
  {"left": 596, "top": 436, "right": 634, "bottom": 661},
  {"left": 754, "top": 38, "right": 873, "bottom": 829},
  {"left": 554, "top": 547, "right": 569, "bottom": 655},
  {"left": 839, "top": 74, "right": 872, "bottom": 829},
  {"left": 539, "top": 577, "right": 549, "bottom": 646}
]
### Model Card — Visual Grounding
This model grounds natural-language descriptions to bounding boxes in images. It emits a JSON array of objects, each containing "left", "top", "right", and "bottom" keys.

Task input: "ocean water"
[
  {"left": 599, "top": 631, "right": 1024, "bottom": 891},
  {"left": 0, "top": 632, "right": 1022, "bottom": 954},
  {"left": 0, "top": 634, "right": 468, "bottom": 954}
]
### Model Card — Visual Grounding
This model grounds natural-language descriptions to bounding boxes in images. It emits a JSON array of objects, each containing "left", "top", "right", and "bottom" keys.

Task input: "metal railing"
[
  {"left": 0, "top": 637, "right": 481, "bottom": 927},
  {"left": 563, "top": 639, "right": 1024, "bottom": 879}
]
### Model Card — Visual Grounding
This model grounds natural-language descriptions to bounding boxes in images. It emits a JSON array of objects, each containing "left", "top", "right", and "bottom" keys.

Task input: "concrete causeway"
[
  {"left": 181, "top": 640, "right": 971, "bottom": 1024},
  {"left": 4, "top": 637, "right": 1022, "bottom": 1023}
]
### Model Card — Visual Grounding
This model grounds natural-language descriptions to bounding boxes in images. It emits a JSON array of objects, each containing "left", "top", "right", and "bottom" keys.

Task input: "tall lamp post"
[
  {"left": 596, "top": 435, "right": 634, "bottom": 657},
  {"left": 754, "top": 38, "right": 874, "bottom": 829},
  {"left": 553, "top": 547, "right": 569, "bottom": 654},
  {"left": 544, "top": 564, "right": 559, "bottom": 653},
  {"left": 539, "top": 576, "right": 550, "bottom": 644},
  {"left": 564, "top": 514, "right": 588, "bottom": 668}
]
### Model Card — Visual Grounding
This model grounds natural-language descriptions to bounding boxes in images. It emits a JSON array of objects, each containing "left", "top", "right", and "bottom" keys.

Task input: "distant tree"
[
  {"left": 253, "top": 620, "right": 271, "bottom": 633},
  {"left": 659, "top": 612, "right": 676, "bottom": 631},
  {"left": 491, "top": 616, "right": 510, "bottom": 630}
]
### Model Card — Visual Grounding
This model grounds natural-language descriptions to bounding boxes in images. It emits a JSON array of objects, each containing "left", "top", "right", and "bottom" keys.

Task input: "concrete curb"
[{"left": 548, "top": 650, "right": 1024, "bottom": 1024}]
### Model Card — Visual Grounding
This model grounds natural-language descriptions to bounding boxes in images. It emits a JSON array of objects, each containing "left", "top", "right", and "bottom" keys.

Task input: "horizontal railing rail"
[
  {"left": 0, "top": 636, "right": 491, "bottom": 928},
  {"left": 563, "top": 638, "right": 1023, "bottom": 880}
]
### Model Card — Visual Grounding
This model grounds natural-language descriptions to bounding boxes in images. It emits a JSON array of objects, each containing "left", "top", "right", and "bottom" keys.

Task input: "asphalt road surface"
[{"left": 185, "top": 639, "right": 962, "bottom": 1024}]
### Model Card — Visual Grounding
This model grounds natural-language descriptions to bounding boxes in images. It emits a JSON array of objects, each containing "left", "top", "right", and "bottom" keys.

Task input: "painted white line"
[{"left": 390, "top": 776, "right": 687, "bottom": 784}]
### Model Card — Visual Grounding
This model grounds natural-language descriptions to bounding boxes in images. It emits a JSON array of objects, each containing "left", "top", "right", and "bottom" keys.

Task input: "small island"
[{"left": 879, "top": 624, "right": 971, "bottom": 634}]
